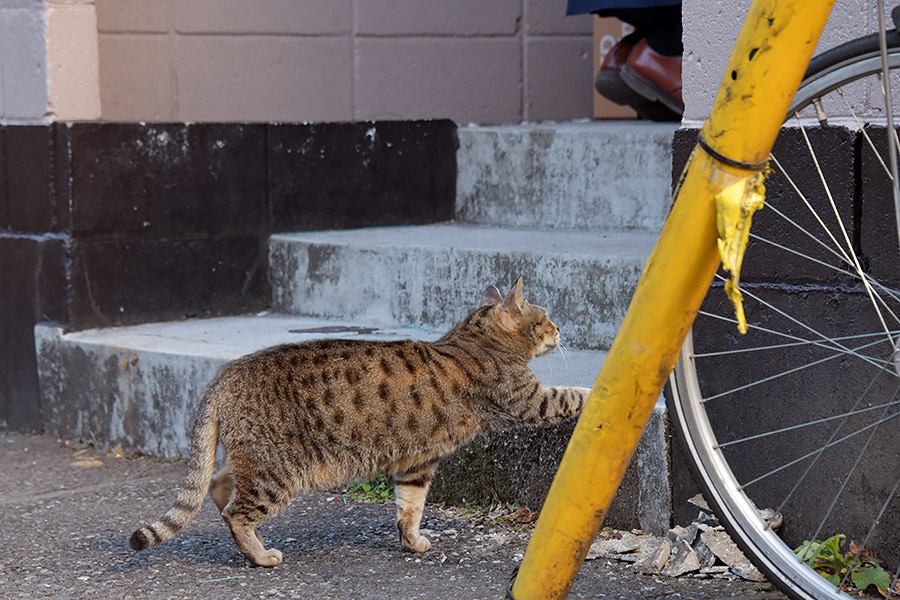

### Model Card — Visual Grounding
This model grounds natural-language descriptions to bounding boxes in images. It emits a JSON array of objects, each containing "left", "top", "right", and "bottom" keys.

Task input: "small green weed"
[
  {"left": 795, "top": 533, "right": 893, "bottom": 594},
  {"left": 344, "top": 475, "right": 394, "bottom": 503}
]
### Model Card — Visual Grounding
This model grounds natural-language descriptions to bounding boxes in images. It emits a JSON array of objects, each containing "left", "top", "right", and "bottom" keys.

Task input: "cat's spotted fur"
[{"left": 130, "top": 279, "right": 589, "bottom": 566}]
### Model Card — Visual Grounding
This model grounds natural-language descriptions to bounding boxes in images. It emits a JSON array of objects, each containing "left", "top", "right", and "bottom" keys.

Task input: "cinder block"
[
  {"left": 2, "top": 125, "right": 68, "bottom": 234},
  {"left": 525, "top": 0, "right": 592, "bottom": 35},
  {"left": 355, "top": 38, "right": 521, "bottom": 124},
  {"left": 95, "top": 0, "right": 168, "bottom": 33},
  {"left": 268, "top": 121, "right": 456, "bottom": 231},
  {"left": 175, "top": 0, "right": 351, "bottom": 35},
  {"left": 47, "top": 0, "right": 98, "bottom": 5},
  {"left": 98, "top": 34, "right": 172, "bottom": 121},
  {"left": 67, "top": 236, "right": 268, "bottom": 330},
  {"left": 175, "top": 36, "right": 353, "bottom": 122},
  {"left": 0, "top": 7, "right": 48, "bottom": 120},
  {"left": 46, "top": 3, "right": 101, "bottom": 120},
  {"left": 0, "top": 47, "right": 5, "bottom": 118},
  {"left": 68, "top": 123, "right": 267, "bottom": 239},
  {"left": 741, "top": 126, "right": 856, "bottom": 284},
  {"left": 356, "top": 0, "right": 520, "bottom": 36},
  {"left": 861, "top": 125, "right": 900, "bottom": 285},
  {"left": 525, "top": 37, "right": 593, "bottom": 122}
]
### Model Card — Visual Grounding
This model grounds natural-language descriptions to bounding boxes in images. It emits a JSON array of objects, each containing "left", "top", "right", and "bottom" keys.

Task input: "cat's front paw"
[{"left": 401, "top": 534, "right": 432, "bottom": 553}]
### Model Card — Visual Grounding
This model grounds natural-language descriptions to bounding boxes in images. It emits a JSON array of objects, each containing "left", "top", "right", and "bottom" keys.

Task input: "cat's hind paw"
[
  {"left": 252, "top": 548, "right": 283, "bottom": 567},
  {"left": 401, "top": 534, "right": 432, "bottom": 553}
]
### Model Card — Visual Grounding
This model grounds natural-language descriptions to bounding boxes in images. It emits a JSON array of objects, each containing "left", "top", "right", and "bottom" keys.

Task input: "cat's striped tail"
[{"left": 129, "top": 392, "right": 218, "bottom": 552}]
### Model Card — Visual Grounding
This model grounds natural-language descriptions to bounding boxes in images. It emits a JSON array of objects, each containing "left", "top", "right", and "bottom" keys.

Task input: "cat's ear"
[
  {"left": 503, "top": 277, "right": 524, "bottom": 312},
  {"left": 482, "top": 285, "right": 503, "bottom": 306}
]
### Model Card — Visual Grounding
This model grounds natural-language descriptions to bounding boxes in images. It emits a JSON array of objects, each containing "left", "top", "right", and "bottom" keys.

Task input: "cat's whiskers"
[{"left": 556, "top": 340, "right": 570, "bottom": 370}]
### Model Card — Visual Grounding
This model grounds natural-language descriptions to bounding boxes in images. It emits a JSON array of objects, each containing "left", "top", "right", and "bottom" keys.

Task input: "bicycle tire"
[{"left": 669, "top": 31, "right": 900, "bottom": 600}]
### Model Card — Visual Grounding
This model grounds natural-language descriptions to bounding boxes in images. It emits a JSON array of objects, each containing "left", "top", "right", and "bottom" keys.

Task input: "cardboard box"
[{"left": 593, "top": 16, "right": 637, "bottom": 119}]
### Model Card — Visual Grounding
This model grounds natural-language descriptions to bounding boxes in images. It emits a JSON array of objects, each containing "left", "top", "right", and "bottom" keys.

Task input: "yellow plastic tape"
[{"left": 715, "top": 172, "right": 766, "bottom": 334}]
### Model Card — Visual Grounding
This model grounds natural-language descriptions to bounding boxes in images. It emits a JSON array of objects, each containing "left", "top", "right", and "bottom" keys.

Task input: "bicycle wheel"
[{"left": 670, "top": 27, "right": 900, "bottom": 600}]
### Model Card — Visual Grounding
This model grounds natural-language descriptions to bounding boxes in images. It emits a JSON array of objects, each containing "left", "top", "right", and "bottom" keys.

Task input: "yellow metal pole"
[{"left": 511, "top": 1, "right": 835, "bottom": 598}]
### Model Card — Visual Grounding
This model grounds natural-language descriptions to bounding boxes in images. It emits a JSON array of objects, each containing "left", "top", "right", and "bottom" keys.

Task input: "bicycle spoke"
[
  {"left": 838, "top": 87, "right": 892, "bottom": 179},
  {"left": 795, "top": 118, "right": 896, "bottom": 344},
  {"left": 696, "top": 309, "right": 896, "bottom": 369},
  {"left": 712, "top": 274, "right": 898, "bottom": 374},
  {"left": 769, "top": 156, "right": 855, "bottom": 266},
  {"left": 738, "top": 409, "right": 900, "bottom": 490},
  {"left": 700, "top": 334, "right": 891, "bottom": 403},
  {"left": 773, "top": 367, "right": 891, "bottom": 523},
  {"left": 717, "top": 398, "right": 900, "bottom": 448},
  {"left": 810, "top": 383, "right": 900, "bottom": 561},
  {"left": 693, "top": 329, "right": 893, "bottom": 358}
]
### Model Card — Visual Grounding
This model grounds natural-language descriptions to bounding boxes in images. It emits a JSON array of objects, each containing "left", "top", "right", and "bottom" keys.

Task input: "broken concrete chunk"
[
  {"left": 758, "top": 507, "right": 783, "bottom": 531},
  {"left": 688, "top": 493, "right": 710, "bottom": 512},
  {"left": 692, "top": 535, "right": 717, "bottom": 570},
  {"left": 613, "top": 532, "right": 646, "bottom": 554},
  {"left": 700, "top": 565, "right": 735, "bottom": 577},
  {"left": 700, "top": 530, "right": 765, "bottom": 582},
  {"left": 667, "top": 524, "right": 698, "bottom": 546},
  {"left": 585, "top": 532, "right": 657, "bottom": 562},
  {"left": 634, "top": 538, "right": 671, "bottom": 574},
  {"left": 662, "top": 540, "right": 702, "bottom": 577},
  {"left": 586, "top": 538, "right": 622, "bottom": 560}
]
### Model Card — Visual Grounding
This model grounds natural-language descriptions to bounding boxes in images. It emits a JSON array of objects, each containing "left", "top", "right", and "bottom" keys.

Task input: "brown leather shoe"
[
  {"left": 594, "top": 39, "right": 639, "bottom": 106},
  {"left": 620, "top": 38, "right": 683, "bottom": 116},
  {"left": 602, "top": 38, "right": 633, "bottom": 71}
]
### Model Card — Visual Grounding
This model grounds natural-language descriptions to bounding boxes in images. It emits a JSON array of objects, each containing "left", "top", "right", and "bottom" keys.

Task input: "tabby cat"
[{"left": 130, "top": 278, "right": 589, "bottom": 566}]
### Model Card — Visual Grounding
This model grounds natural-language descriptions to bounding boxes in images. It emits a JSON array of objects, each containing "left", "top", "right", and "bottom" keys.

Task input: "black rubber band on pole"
[{"left": 698, "top": 134, "right": 770, "bottom": 171}]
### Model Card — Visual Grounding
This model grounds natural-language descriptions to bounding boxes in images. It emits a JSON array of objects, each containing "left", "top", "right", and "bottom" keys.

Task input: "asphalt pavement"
[{"left": 0, "top": 431, "right": 786, "bottom": 599}]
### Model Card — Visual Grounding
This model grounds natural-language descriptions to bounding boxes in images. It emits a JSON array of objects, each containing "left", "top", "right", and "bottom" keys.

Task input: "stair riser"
[
  {"left": 456, "top": 124, "right": 676, "bottom": 231},
  {"left": 271, "top": 239, "right": 647, "bottom": 351},
  {"left": 35, "top": 325, "right": 223, "bottom": 457}
]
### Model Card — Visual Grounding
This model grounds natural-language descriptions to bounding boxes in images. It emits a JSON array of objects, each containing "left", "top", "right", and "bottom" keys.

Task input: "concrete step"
[
  {"left": 34, "top": 314, "right": 670, "bottom": 533},
  {"left": 270, "top": 224, "right": 658, "bottom": 351},
  {"left": 456, "top": 122, "right": 677, "bottom": 232}
]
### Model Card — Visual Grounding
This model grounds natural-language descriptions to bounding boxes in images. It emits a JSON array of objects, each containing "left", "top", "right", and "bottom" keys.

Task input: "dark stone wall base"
[{"left": 1, "top": 120, "right": 457, "bottom": 431}]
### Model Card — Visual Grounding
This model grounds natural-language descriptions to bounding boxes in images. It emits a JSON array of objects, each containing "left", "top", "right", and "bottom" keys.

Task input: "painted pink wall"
[{"left": 96, "top": 0, "right": 594, "bottom": 124}]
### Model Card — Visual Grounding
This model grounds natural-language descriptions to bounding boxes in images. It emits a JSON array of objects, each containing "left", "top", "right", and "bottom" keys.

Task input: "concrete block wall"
[
  {"left": 1, "top": 0, "right": 50, "bottom": 121},
  {"left": 95, "top": 0, "right": 595, "bottom": 123}
]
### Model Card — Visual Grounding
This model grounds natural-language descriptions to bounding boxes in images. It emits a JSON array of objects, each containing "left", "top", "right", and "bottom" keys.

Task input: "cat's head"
[{"left": 481, "top": 278, "right": 560, "bottom": 360}]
